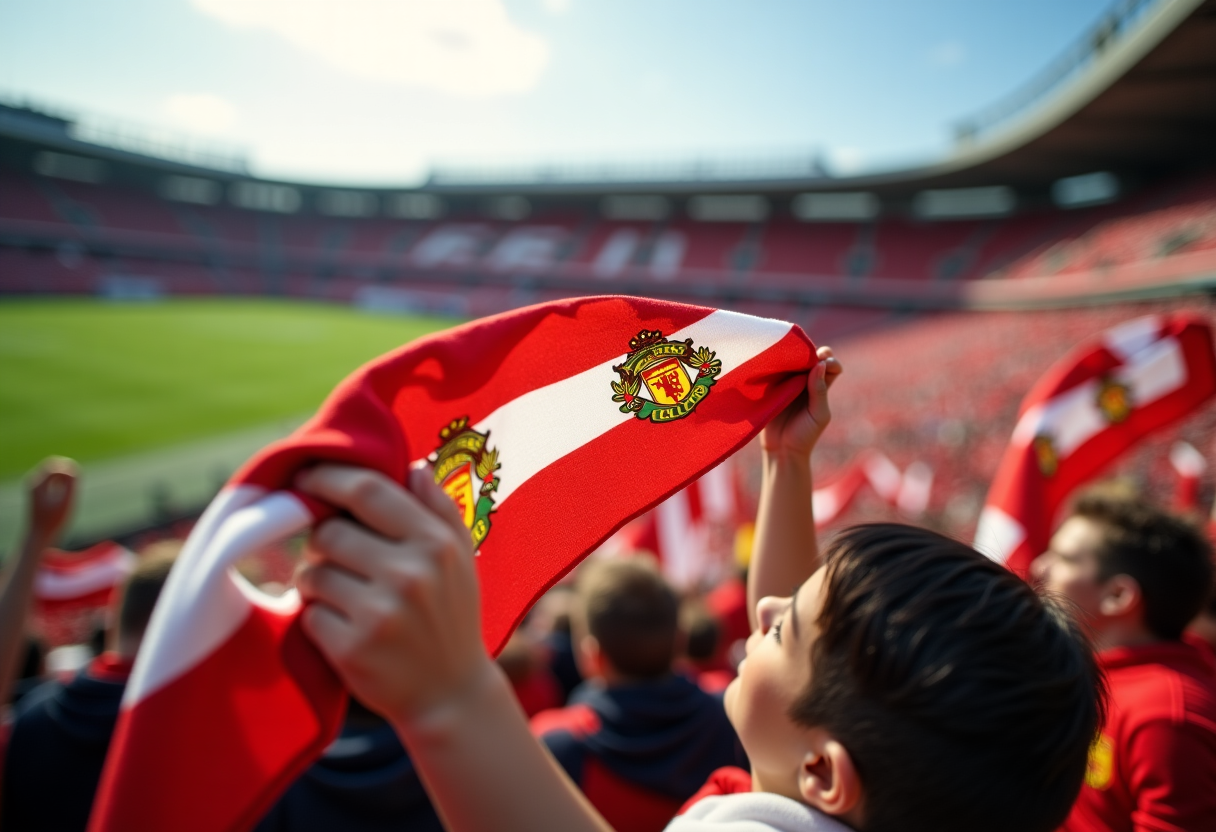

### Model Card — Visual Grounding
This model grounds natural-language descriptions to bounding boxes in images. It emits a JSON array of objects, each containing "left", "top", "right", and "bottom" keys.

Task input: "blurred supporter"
[
  {"left": 497, "top": 630, "right": 562, "bottom": 717},
  {"left": 9, "top": 635, "right": 48, "bottom": 707},
  {"left": 1189, "top": 589, "right": 1216, "bottom": 659},
  {"left": 676, "top": 597, "right": 734, "bottom": 694},
  {"left": 254, "top": 698, "right": 443, "bottom": 832},
  {"left": 530, "top": 557, "right": 745, "bottom": 832},
  {"left": 1, "top": 542, "right": 179, "bottom": 832},
  {"left": 0, "top": 458, "right": 77, "bottom": 710},
  {"left": 529, "top": 584, "right": 583, "bottom": 703},
  {"left": 1033, "top": 493, "right": 1216, "bottom": 832},
  {"left": 1185, "top": 495, "right": 1216, "bottom": 657},
  {"left": 704, "top": 566, "right": 751, "bottom": 671}
]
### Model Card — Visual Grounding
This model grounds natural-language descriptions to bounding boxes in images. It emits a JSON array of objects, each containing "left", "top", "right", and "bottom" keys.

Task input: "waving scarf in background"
[
  {"left": 975, "top": 313, "right": 1216, "bottom": 577},
  {"left": 88, "top": 295, "right": 815, "bottom": 832}
]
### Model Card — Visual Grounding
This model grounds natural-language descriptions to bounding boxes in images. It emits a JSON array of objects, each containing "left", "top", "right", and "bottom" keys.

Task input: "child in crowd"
[
  {"left": 530, "top": 558, "right": 745, "bottom": 831},
  {"left": 1033, "top": 494, "right": 1216, "bottom": 832},
  {"left": 293, "top": 347, "right": 1105, "bottom": 832}
]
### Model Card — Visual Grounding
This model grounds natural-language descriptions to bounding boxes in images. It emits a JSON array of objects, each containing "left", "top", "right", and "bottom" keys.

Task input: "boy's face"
[
  {"left": 1032, "top": 516, "right": 1106, "bottom": 624},
  {"left": 724, "top": 566, "right": 824, "bottom": 799}
]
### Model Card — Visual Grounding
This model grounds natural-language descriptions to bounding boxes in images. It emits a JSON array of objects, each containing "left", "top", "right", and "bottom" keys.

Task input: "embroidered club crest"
[
  {"left": 611, "top": 329, "right": 722, "bottom": 422},
  {"left": 1095, "top": 378, "right": 1132, "bottom": 424},
  {"left": 1033, "top": 434, "right": 1059, "bottom": 477},
  {"left": 429, "top": 417, "right": 500, "bottom": 547}
]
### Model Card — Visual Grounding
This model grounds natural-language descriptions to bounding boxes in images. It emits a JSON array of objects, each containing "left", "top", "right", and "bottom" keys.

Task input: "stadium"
[
  {"left": 4, "top": 1, "right": 1216, "bottom": 830},
  {"left": 3, "top": 0, "right": 1215, "bottom": 550}
]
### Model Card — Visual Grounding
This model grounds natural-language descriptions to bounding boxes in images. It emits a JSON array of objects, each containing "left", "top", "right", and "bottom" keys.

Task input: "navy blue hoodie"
[
  {"left": 2, "top": 664, "right": 127, "bottom": 832},
  {"left": 254, "top": 713, "right": 443, "bottom": 832},
  {"left": 535, "top": 673, "right": 747, "bottom": 830}
]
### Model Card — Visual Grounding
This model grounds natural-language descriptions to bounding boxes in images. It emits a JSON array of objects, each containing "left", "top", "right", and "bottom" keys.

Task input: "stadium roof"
[
  {"left": 1, "top": 0, "right": 1212, "bottom": 208},
  {"left": 423, "top": 0, "right": 1216, "bottom": 199}
]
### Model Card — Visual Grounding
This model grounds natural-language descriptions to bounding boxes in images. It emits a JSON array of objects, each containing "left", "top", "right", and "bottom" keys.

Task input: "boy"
[
  {"left": 1032, "top": 495, "right": 1216, "bottom": 832},
  {"left": 530, "top": 558, "right": 744, "bottom": 831},
  {"left": 294, "top": 348, "right": 1104, "bottom": 832}
]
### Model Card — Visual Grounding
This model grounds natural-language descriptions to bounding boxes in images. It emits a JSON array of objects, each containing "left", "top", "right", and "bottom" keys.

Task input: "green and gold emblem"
[
  {"left": 1033, "top": 434, "right": 1059, "bottom": 477},
  {"left": 429, "top": 417, "right": 500, "bottom": 547},
  {"left": 1095, "top": 378, "right": 1132, "bottom": 424},
  {"left": 611, "top": 329, "right": 721, "bottom": 422}
]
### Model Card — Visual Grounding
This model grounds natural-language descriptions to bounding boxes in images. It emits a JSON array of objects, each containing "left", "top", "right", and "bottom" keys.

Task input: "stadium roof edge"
[
  {"left": 419, "top": 0, "right": 1214, "bottom": 198},
  {"left": 2, "top": 0, "right": 1211, "bottom": 201},
  {"left": 0, "top": 104, "right": 250, "bottom": 179}
]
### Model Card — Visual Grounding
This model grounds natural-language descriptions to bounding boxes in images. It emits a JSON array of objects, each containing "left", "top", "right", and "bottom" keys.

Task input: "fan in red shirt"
[{"left": 1033, "top": 493, "right": 1216, "bottom": 832}]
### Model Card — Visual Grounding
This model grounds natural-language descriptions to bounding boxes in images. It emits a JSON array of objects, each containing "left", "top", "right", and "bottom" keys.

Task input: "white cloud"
[
  {"left": 828, "top": 146, "right": 865, "bottom": 175},
  {"left": 163, "top": 93, "right": 237, "bottom": 133},
  {"left": 542, "top": 0, "right": 571, "bottom": 13},
  {"left": 928, "top": 41, "right": 965, "bottom": 68},
  {"left": 192, "top": 0, "right": 550, "bottom": 97}
]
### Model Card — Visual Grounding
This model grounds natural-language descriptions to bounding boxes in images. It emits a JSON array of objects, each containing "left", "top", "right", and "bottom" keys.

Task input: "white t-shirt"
[{"left": 665, "top": 793, "right": 855, "bottom": 832}]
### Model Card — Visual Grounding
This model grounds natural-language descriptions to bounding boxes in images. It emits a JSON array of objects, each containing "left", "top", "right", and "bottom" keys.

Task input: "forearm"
[
  {"left": 395, "top": 660, "right": 614, "bottom": 832},
  {"left": 0, "top": 537, "right": 47, "bottom": 705},
  {"left": 748, "top": 450, "right": 820, "bottom": 629}
]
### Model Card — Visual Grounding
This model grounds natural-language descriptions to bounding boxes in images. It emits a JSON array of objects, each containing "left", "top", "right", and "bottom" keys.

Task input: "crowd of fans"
[{"left": 1, "top": 332, "right": 1215, "bottom": 832}]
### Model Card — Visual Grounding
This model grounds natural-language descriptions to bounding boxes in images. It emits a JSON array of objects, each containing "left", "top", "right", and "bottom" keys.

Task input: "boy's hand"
[
  {"left": 760, "top": 346, "right": 842, "bottom": 459},
  {"left": 27, "top": 457, "right": 78, "bottom": 548},
  {"left": 295, "top": 464, "right": 496, "bottom": 731}
]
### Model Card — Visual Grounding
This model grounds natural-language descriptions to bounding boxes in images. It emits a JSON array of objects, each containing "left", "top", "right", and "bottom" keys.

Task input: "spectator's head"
[
  {"left": 1033, "top": 493, "right": 1214, "bottom": 647},
  {"left": 725, "top": 523, "right": 1103, "bottom": 832},
  {"left": 572, "top": 558, "right": 679, "bottom": 683},
  {"left": 679, "top": 598, "right": 721, "bottom": 666},
  {"left": 111, "top": 540, "right": 180, "bottom": 657}
]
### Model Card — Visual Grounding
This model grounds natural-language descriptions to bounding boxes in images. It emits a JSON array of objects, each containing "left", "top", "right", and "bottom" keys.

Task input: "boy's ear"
[
  {"left": 798, "top": 731, "right": 864, "bottom": 823},
  {"left": 576, "top": 634, "right": 607, "bottom": 680},
  {"left": 1099, "top": 574, "right": 1142, "bottom": 619}
]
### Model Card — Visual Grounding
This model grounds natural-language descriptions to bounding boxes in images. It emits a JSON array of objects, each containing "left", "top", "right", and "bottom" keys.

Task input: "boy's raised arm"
[
  {"left": 748, "top": 347, "right": 841, "bottom": 628},
  {"left": 295, "top": 465, "right": 613, "bottom": 832}
]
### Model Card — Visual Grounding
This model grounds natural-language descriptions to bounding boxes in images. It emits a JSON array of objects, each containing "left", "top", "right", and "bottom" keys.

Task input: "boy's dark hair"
[
  {"left": 792, "top": 524, "right": 1104, "bottom": 832},
  {"left": 117, "top": 541, "right": 180, "bottom": 640},
  {"left": 1071, "top": 493, "right": 1214, "bottom": 640},
  {"left": 575, "top": 558, "right": 678, "bottom": 680}
]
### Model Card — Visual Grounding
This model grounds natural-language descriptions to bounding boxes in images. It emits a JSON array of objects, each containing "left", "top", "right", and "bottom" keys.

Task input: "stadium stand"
[
  {"left": 2, "top": 1, "right": 1214, "bottom": 315},
  {"left": 4, "top": 164, "right": 1216, "bottom": 305}
]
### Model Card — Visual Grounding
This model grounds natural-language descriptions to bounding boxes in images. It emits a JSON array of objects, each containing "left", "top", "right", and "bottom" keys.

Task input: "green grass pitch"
[{"left": 0, "top": 299, "right": 457, "bottom": 480}]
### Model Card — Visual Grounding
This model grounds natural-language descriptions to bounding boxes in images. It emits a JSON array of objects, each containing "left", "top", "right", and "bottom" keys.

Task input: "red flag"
[
  {"left": 812, "top": 450, "right": 935, "bottom": 527},
  {"left": 1169, "top": 440, "right": 1206, "bottom": 512},
  {"left": 974, "top": 313, "right": 1216, "bottom": 577},
  {"left": 33, "top": 542, "right": 137, "bottom": 646},
  {"left": 89, "top": 296, "right": 814, "bottom": 832},
  {"left": 597, "top": 458, "right": 740, "bottom": 590},
  {"left": 35, "top": 542, "right": 136, "bottom": 615},
  {"left": 812, "top": 458, "right": 869, "bottom": 527}
]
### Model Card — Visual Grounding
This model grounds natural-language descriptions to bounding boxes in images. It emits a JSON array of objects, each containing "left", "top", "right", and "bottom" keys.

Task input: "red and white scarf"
[{"left": 89, "top": 296, "right": 815, "bottom": 832}]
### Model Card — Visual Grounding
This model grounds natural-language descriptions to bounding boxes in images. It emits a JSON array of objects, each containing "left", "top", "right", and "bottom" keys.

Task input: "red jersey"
[{"left": 1061, "top": 641, "right": 1216, "bottom": 832}]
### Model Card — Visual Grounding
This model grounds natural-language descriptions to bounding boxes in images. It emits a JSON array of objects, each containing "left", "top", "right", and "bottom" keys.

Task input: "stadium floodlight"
[
  {"left": 33, "top": 151, "right": 107, "bottom": 184},
  {"left": 228, "top": 181, "right": 302, "bottom": 214},
  {"left": 687, "top": 195, "right": 770, "bottom": 223},
  {"left": 483, "top": 196, "right": 532, "bottom": 221},
  {"left": 387, "top": 193, "right": 445, "bottom": 220},
  {"left": 600, "top": 195, "right": 670, "bottom": 221},
  {"left": 1052, "top": 172, "right": 1119, "bottom": 209},
  {"left": 159, "top": 176, "right": 222, "bottom": 206},
  {"left": 317, "top": 190, "right": 379, "bottom": 218},
  {"left": 791, "top": 192, "right": 880, "bottom": 222},
  {"left": 913, "top": 186, "right": 1016, "bottom": 219}
]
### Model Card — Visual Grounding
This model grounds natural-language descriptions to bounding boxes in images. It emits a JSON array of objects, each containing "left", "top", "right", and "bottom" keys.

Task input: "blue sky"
[{"left": 0, "top": 0, "right": 1113, "bottom": 184}]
